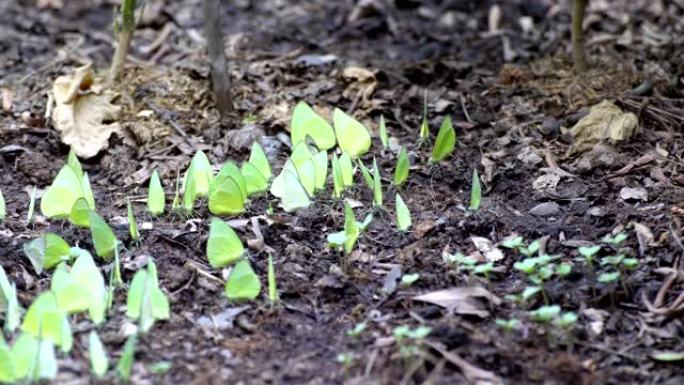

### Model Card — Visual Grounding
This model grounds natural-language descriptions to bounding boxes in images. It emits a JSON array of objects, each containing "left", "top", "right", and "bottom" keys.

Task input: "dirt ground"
[{"left": 2, "top": 0, "right": 684, "bottom": 384}]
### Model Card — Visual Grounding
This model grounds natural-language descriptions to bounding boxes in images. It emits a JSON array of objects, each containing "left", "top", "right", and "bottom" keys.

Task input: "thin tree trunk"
[
  {"left": 203, "top": 0, "right": 234, "bottom": 118},
  {"left": 109, "top": 0, "right": 136, "bottom": 82},
  {"left": 572, "top": 0, "right": 589, "bottom": 72}
]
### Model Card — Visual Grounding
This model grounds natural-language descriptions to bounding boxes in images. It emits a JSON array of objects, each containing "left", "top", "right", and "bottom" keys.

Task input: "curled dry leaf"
[
  {"left": 632, "top": 221, "right": 654, "bottom": 256},
  {"left": 342, "top": 66, "right": 377, "bottom": 104},
  {"left": 51, "top": 64, "right": 121, "bottom": 159},
  {"left": 412, "top": 287, "right": 501, "bottom": 318},
  {"left": 567, "top": 100, "right": 638, "bottom": 155},
  {"left": 471, "top": 236, "right": 504, "bottom": 262}
]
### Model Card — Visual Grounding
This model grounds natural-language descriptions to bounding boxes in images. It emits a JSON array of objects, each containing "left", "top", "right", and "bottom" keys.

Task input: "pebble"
[{"left": 528, "top": 202, "right": 561, "bottom": 217}]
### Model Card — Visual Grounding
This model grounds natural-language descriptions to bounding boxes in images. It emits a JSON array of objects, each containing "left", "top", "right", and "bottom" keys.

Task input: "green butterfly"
[
  {"left": 206, "top": 217, "right": 245, "bottom": 268},
  {"left": 334, "top": 108, "right": 371, "bottom": 159},
  {"left": 291, "top": 101, "right": 336, "bottom": 150},
  {"left": 224, "top": 259, "right": 261, "bottom": 301},
  {"left": 270, "top": 160, "right": 312, "bottom": 212}
]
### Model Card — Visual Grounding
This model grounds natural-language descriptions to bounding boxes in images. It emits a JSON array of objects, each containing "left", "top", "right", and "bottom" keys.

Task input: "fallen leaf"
[
  {"left": 568, "top": 100, "right": 638, "bottom": 155},
  {"left": 51, "top": 64, "right": 121, "bottom": 159},
  {"left": 471, "top": 236, "right": 504, "bottom": 262},
  {"left": 425, "top": 340, "right": 504, "bottom": 385},
  {"left": 632, "top": 222, "right": 654, "bottom": 255},
  {"left": 620, "top": 186, "right": 648, "bottom": 202},
  {"left": 413, "top": 287, "right": 501, "bottom": 318}
]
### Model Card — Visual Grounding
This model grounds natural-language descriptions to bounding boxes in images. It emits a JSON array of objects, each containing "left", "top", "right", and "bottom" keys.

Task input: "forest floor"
[{"left": 2, "top": 0, "right": 684, "bottom": 384}]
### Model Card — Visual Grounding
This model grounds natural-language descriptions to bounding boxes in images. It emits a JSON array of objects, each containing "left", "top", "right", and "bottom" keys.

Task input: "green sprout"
[
  {"left": 601, "top": 232, "right": 628, "bottom": 247},
  {"left": 393, "top": 325, "right": 431, "bottom": 358},
  {"left": 495, "top": 318, "right": 521, "bottom": 333},
  {"left": 469, "top": 168, "right": 481, "bottom": 211},
  {"left": 577, "top": 245, "right": 601, "bottom": 266},
  {"left": 347, "top": 322, "right": 367, "bottom": 338},
  {"left": 401, "top": 273, "right": 420, "bottom": 287}
]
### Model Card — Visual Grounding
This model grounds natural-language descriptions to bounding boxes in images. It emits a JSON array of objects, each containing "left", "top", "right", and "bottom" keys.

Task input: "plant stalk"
[
  {"left": 572, "top": 0, "right": 589, "bottom": 72},
  {"left": 109, "top": 0, "right": 137, "bottom": 82}
]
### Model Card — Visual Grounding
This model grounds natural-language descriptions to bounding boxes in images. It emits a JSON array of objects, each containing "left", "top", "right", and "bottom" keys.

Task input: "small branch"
[{"left": 109, "top": 0, "right": 137, "bottom": 82}]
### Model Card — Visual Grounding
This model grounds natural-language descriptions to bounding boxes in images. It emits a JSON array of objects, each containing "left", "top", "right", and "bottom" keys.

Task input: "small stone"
[
  {"left": 540, "top": 116, "right": 560, "bottom": 137},
  {"left": 620, "top": 187, "right": 648, "bottom": 202},
  {"left": 529, "top": 202, "right": 561, "bottom": 217}
]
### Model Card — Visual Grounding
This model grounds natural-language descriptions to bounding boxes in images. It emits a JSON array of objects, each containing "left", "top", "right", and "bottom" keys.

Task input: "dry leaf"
[
  {"left": 568, "top": 100, "right": 638, "bottom": 155},
  {"left": 471, "top": 236, "right": 504, "bottom": 262},
  {"left": 632, "top": 221, "right": 654, "bottom": 255},
  {"left": 342, "top": 66, "right": 377, "bottom": 104},
  {"left": 51, "top": 64, "right": 121, "bottom": 159},
  {"left": 413, "top": 287, "right": 501, "bottom": 318}
]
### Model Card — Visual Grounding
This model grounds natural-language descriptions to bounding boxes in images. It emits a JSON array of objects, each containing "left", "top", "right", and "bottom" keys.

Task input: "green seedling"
[
  {"left": 88, "top": 331, "right": 109, "bottom": 378},
  {"left": 601, "top": 232, "right": 628, "bottom": 246},
  {"left": 127, "top": 200, "right": 140, "bottom": 241},
  {"left": 206, "top": 217, "right": 245, "bottom": 268},
  {"left": 495, "top": 318, "right": 520, "bottom": 333},
  {"left": 270, "top": 160, "right": 312, "bottom": 212},
  {"left": 267, "top": 254, "right": 278, "bottom": 305},
  {"left": 291, "top": 101, "right": 336, "bottom": 150},
  {"left": 0, "top": 266, "right": 21, "bottom": 332},
  {"left": 529, "top": 305, "right": 561, "bottom": 324},
  {"left": 89, "top": 211, "right": 118, "bottom": 261},
  {"left": 578, "top": 245, "right": 601, "bottom": 266},
  {"left": 419, "top": 92, "right": 429, "bottom": 141},
  {"left": 110, "top": 0, "right": 137, "bottom": 81},
  {"left": 51, "top": 248, "right": 107, "bottom": 324},
  {"left": 379, "top": 115, "right": 389, "bottom": 149},
  {"left": 401, "top": 273, "right": 420, "bottom": 287},
  {"left": 327, "top": 202, "right": 363, "bottom": 257},
  {"left": 501, "top": 236, "right": 525, "bottom": 250},
  {"left": 430, "top": 115, "right": 456, "bottom": 162},
  {"left": 393, "top": 147, "right": 409, "bottom": 186},
  {"left": 331, "top": 153, "right": 344, "bottom": 199},
  {"left": 27, "top": 186, "right": 36, "bottom": 224},
  {"left": 358, "top": 159, "right": 374, "bottom": 189},
  {"left": 334, "top": 108, "right": 371, "bottom": 159},
  {"left": 147, "top": 170, "right": 165, "bottom": 216},
  {"left": 556, "top": 262, "right": 573, "bottom": 277},
  {"left": 225, "top": 259, "right": 261, "bottom": 301},
  {"left": 395, "top": 193, "right": 412, "bottom": 232},
  {"left": 393, "top": 325, "right": 431, "bottom": 358},
  {"left": 21, "top": 291, "right": 73, "bottom": 352},
  {"left": 372, "top": 157, "right": 383, "bottom": 207},
  {"left": 445, "top": 252, "right": 478, "bottom": 273},
  {"left": 127, "top": 259, "right": 170, "bottom": 333},
  {"left": 554, "top": 312, "right": 578, "bottom": 329},
  {"left": 597, "top": 271, "right": 620, "bottom": 284},
  {"left": 23, "top": 233, "right": 71, "bottom": 273},
  {"left": 472, "top": 262, "right": 495, "bottom": 279},
  {"left": 0, "top": 188, "right": 5, "bottom": 221},
  {"left": 469, "top": 168, "right": 481, "bottom": 211},
  {"left": 148, "top": 361, "right": 172, "bottom": 374},
  {"left": 116, "top": 335, "right": 137, "bottom": 381},
  {"left": 336, "top": 352, "right": 355, "bottom": 371},
  {"left": 347, "top": 322, "right": 366, "bottom": 338},
  {"left": 183, "top": 150, "right": 214, "bottom": 212}
]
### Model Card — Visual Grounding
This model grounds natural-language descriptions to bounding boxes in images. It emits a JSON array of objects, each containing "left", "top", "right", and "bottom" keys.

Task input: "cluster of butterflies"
[{"left": 182, "top": 101, "right": 375, "bottom": 215}]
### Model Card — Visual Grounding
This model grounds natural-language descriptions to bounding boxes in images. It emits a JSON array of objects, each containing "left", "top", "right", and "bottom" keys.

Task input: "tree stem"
[
  {"left": 572, "top": 0, "right": 589, "bottom": 72},
  {"left": 109, "top": 0, "right": 136, "bottom": 82},
  {"left": 203, "top": 0, "right": 234, "bottom": 118}
]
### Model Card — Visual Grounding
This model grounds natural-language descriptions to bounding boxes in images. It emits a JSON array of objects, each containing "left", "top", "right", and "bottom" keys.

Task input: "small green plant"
[
  {"left": 395, "top": 193, "right": 412, "bottom": 232},
  {"left": 379, "top": 115, "right": 389, "bottom": 149},
  {"left": 127, "top": 200, "right": 140, "bottom": 241},
  {"left": 225, "top": 259, "right": 261, "bottom": 301},
  {"left": 116, "top": 335, "right": 137, "bottom": 381},
  {"left": 430, "top": 115, "right": 456, "bottom": 162},
  {"left": 147, "top": 170, "right": 165, "bottom": 216},
  {"left": 334, "top": 108, "right": 372, "bottom": 159},
  {"left": 393, "top": 147, "right": 409, "bottom": 186},
  {"left": 291, "top": 101, "right": 337, "bottom": 150},
  {"left": 331, "top": 154, "right": 344, "bottom": 199},
  {"left": 88, "top": 331, "right": 109, "bottom": 378},
  {"left": 393, "top": 325, "right": 431, "bottom": 358},
  {"left": 469, "top": 168, "right": 481, "bottom": 211},
  {"left": 372, "top": 158, "right": 383, "bottom": 207},
  {"left": 126, "top": 259, "right": 170, "bottom": 333},
  {"left": 0, "top": 266, "right": 21, "bottom": 332},
  {"left": 601, "top": 232, "right": 628, "bottom": 247},
  {"left": 27, "top": 186, "right": 36, "bottom": 224},
  {"left": 577, "top": 245, "right": 601, "bottom": 266},
  {"left": 419, "top": 93, "right": 429, "bottom": 141},
  {"left": 358, "top": 159, "right": 374, "bottom": 189},
  {"left": 267, "top": 254, "right": 278, "bottom": 305},
  {"left": 495, "top": 318, "right": 520, "bottom": 333},
  {"left": 327, "top": 202, "right": 372, "bottom": 267},
  {"left": 347, "top": 322, "right": 367, "bottom": 338}
]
